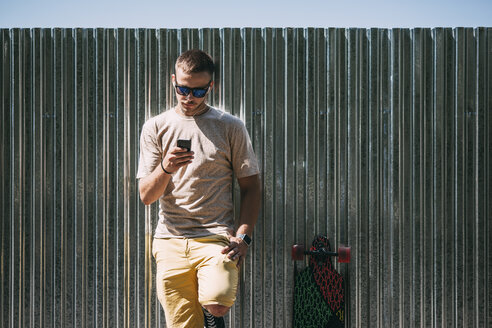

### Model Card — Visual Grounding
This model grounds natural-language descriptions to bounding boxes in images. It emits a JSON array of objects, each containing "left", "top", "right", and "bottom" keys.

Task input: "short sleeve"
[
  {"left": 136, "top": 122, "right": 162, "bottom": 179},
  {"left": 230, "top": 120, "right": 260, "bottom": 179}
]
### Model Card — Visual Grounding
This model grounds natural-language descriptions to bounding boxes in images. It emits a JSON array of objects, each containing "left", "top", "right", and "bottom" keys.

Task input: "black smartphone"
[{"left": 177, "top": 139, "right": 191, "bottom": 152}]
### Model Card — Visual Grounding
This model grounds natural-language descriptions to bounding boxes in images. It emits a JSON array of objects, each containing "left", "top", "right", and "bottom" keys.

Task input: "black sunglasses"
[{"left": 173, "top": 80, "right": 212, "bottom": 98}]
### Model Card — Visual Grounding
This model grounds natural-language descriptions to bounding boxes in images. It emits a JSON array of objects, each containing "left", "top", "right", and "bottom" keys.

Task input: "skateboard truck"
[{"left": 291, "top": 244, "right": 351, "bottom": 263}]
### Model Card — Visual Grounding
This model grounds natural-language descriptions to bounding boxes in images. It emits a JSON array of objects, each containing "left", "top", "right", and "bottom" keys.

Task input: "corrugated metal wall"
[{"left": 0, "top": 28, "right": 490, "bottom": 328}]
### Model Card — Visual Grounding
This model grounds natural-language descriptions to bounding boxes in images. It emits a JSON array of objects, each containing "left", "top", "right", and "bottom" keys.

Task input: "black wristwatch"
[{"left": 237, "top": 233, "right": 252, "bottom": 246}]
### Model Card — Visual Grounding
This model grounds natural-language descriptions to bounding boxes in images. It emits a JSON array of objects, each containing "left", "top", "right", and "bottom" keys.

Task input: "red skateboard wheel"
[
  {"left": 337, "top": 246, "right": 351, "bottom": 263},
  {"left": 291, "top": 244, "right": 305, "bottom": 261}
]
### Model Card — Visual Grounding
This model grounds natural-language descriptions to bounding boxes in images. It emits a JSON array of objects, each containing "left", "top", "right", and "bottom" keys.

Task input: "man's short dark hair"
[{"left": 175, "top": 49, "right": 215, "bottom": 76}]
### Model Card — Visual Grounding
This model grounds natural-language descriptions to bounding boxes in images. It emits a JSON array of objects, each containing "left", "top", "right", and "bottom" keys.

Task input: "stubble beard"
[{"left": 178, "top": 100, "right": 208, "bottom": 116}]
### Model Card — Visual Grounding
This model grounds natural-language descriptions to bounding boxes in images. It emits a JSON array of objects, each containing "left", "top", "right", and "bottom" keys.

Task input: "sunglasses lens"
[
  {"left": 176, "top": 85, "right": 190, "bottom": 96},
  {"left": 192, "top": 88, "right": 208, "bottom": 98}
]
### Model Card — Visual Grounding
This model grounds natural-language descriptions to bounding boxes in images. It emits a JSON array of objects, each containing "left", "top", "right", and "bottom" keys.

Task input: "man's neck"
[{"left": 176, "top": 103, "right": 209, "bottom": 117}]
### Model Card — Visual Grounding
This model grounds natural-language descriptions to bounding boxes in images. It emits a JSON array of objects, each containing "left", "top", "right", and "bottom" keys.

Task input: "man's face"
[{"left": 172, "top": 66, "right": 213, "bottom": 116}]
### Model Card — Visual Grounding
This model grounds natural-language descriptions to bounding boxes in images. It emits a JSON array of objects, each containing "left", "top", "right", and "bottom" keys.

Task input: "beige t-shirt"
[{"left": 137, "top": 106, "right": 260, "bottom": 238}]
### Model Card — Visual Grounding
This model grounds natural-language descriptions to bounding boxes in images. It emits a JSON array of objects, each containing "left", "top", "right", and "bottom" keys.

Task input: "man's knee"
[{"left": 203, "top": 304, "right": 230, "bottom": 317}]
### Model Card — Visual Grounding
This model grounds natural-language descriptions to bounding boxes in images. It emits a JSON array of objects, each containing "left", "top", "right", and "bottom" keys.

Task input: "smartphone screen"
[{"left": 177, "top": 139, "right": 191, "bottom": 152}]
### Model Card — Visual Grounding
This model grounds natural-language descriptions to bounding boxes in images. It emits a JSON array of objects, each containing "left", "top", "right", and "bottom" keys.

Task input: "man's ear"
[
  {"left": 171, "top": 74, "right": 176, "bottom": 84},
  {"left": 205, "top": 81, "right": 214, "bottom": 97}
]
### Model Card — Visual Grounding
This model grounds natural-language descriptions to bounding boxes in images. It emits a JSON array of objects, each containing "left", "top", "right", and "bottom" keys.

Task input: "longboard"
[{"left": 292, "top": 235, "right": 351, "bottom": 328}]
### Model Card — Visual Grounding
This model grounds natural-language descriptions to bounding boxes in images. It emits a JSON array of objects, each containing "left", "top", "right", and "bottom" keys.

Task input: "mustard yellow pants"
[{"left": 152, "top": 235, "right": 239, "bottom": 328}]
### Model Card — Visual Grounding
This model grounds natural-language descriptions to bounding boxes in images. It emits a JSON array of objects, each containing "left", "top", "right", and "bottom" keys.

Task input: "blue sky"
[{"left": 1, "top": 0, "right": 491, "bottom": 28}]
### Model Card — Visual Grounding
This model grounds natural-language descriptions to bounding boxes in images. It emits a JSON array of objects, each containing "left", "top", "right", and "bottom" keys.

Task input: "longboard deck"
[{"left": 293, "top": 236, "right": 345, "bottom": 328}]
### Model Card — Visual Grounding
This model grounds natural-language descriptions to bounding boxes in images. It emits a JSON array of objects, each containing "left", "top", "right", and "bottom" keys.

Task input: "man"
[{"left": 137, "top": 49, "right": 261, "bottom": 328}]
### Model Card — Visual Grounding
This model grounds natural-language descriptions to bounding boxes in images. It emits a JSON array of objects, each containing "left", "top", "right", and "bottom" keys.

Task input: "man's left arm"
[{"left": 222, "top": 174, "right": 261, "bottom": 267}]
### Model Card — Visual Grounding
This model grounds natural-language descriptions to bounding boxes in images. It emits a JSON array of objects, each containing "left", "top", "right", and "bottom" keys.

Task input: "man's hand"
[
  {"left": 222, "top": 236, "right": 249, "bottom": 267},
  {"left": 161, "top": 146, "right": 194, "bottom": 173}
]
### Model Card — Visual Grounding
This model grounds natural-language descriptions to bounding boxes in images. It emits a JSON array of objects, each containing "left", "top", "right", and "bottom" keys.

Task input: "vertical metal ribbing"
[
  {"left": 29, "top": 28, "right": 37, "bottom": 328},
  {"left": 379, "top": 27, "right": 392, "bottom": 328},
  {"left": 262, "top": 26, "right": 274, "bottom": 328},
  {"left": 325, "top": 26, "right": 338, "bottom": 306},
  {"left": 147, "top": 29, "right": 158, "bottom": 328},
  {"left": 73, "top": 27, "right": 82, "bottom": 328},
  {"left": 353, "top": 27, "right": 368, "bottom": 328},
  {"left": 333, "top": 27, "right": 344, "bottom": 264},
  {"left": 33, "top": 27, "right": 43, "bottom": 328},
  {"left": 345, "top": 27, "right": 357, "bottom": 326},
  {"left": 486, "top": 28, "right": 491, "bottom": 328},
  {"left": 237, "top": 27, "right": 249, "bottom": 328},
  {"left": 0, "top": 27, "right": 10, "bottom": 328},
  {"left": 293, "top": 26, "right": 306, "bottom": 264},
  {"left": 93, "top": 27, "right": 102, "bottom": 328},
  {"left": 88, "top": 29, "right": 98, "bottom": 328},
  {"left": 123, "top": 28, "right": 134, "bottom": 328},
  {"left": 454, "top": 27, "right": 467, "bottom": 328},
  {"left": 369, "top": 27, "right": 378, "bottom": 328},
  {"left": 253, "top": 27, "right": 264, "bottom": 328},
  {"left": 115, "top": 27, "right": 124, "bottom": 328},
  {"left": 363, "top": 27, "right": 371, "bottom": 328},
  {"left": 283, "top": 26, "right": 296, "bottom": 328},
  {"left": 396, "top": 27, "right": 414, "bottom": 327},
  {"left": 304, "top": 27, "right": 316, "bottom": 258},
  {"left": 388, "top": 27, "right": 399, "bottom": 328},
  {"left": 410, "top": 27, "right": 419, "bottom": 328},
  {"left": 464, "top": 27, "right": 479, "bottom": 328},
  {"left": 274, "top": 27, "right": 289, "bottom": 328},
  {"left": 130, "top": 27, "right": 144, "bottom": 328},
  {"left": 411, "top": 27, "right": 432, "bottom": 328},
  {"left": 105, "top": 28, "right": 113, "bottom": 328},
  {"left": 15, "top": 28, "right": 29, "bottom": 328},
  {"left": 419, "top": 26, "right": 429, "bottom": 328},
  {"left": 433, "top": 26, "right": 441, "bottom": 328},
  {"left": 472, "top": 26, "right": 482, "bottom": 328},
  {"left": 0, "top": 27, "right": 491, "bottom": 328},
  {"left": 475, "top": 27, "right": 491, "bottom": 328},
  {"left": 315, "top": 28, "right": 328, "bottom": 239}
]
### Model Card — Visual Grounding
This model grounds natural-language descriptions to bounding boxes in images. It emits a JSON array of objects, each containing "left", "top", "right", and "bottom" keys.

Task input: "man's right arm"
[
  {"left": 139, "top": 164, "right": 173, "bottom": 205},
  {"left": 139, "top": 147, "right": 194, "bottom": 205}
]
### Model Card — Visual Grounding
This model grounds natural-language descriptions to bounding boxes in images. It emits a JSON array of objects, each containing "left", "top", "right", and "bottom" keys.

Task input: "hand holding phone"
[{"left": 160, "top": 140, "right": 193, "bottom": 174}]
